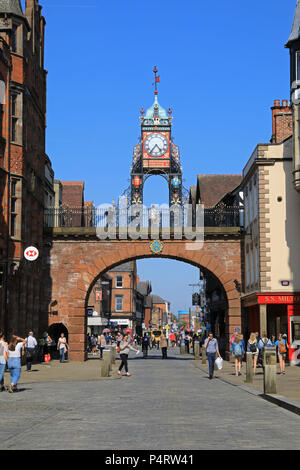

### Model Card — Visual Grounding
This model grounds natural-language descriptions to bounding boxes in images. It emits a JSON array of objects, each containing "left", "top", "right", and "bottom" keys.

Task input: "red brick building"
[{"left": 0, "top": 0, "right": 53, "bottom": 337}]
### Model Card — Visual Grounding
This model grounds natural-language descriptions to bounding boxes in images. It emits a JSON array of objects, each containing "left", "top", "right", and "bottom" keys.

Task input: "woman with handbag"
[
  {"left": 5, "top": 335, "right": 26, "bottom": 393},
  {"left": 117, "top": 334, "right": 139, "bottom": 377},
  {"left": 99, "top": 334, "right": 106, "bottom": 359}
]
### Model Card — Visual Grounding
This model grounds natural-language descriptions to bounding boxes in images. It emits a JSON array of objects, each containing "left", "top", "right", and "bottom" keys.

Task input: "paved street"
[{"left": 0, "top": 348, "right": 300, "bottom": 450}]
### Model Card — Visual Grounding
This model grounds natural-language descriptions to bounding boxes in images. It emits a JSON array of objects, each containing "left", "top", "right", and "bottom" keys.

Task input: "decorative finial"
[{"left": 153, "top": 65, "right": 160, "bottom": 95}]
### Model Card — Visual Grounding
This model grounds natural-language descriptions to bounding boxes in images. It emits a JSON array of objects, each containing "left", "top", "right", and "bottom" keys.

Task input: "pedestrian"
[
  {"left": 142, "top": 334, "right": 149, "bottom": 358},
  {"left": 5, "top": 335, "right": 26, "bottom": 393},
  {"left": 0, "top": 332, "right": 7, "bottom": 392},
  {"left": 170, "top": 332, "right": 176, "bottom": 347},
  {"left": 57, "top": 333, "right": 68, "bottom": 363},
  {"left": 43, "top": 332, "right": 53, "bottom": 359},
  {"left": 160, "top": 333, "right": 168, "bottom": 359},
  {"left": 204, "top": 332, "right": 222, "bottom": 379},
  {"left": 275, "top": 334, "right": 288, "bottom": 375},
  {"left": 99, "top": 334, "right": 106, "bottom": 359},
  {"left": 184, "top": 332, "right": 190, "bottom": 354},
  {"left": 117, "top": 334, "right": 139, "bottom": 377},
  {"left": 91, "top": 334, "right": 97, "bottom": 356},
  {"left": 230, "top": 334, "right": 244, "bottom": 376},
  {"left": 25, "top": 331, "right": 37, "bottom": 371},
  {"left": 247, "top": 332, "right": 259, "bottom": 375}
]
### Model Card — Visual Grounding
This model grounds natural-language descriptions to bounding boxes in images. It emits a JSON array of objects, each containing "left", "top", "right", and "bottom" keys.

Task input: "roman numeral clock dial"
[{"left": 144, "top": 133, "right": 168, "bottom": 157}]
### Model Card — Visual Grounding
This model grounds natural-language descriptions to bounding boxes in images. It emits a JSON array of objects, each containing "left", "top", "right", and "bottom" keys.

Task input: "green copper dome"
[{"left": 0, "top": 0, "right": 23, "bottom": 17}]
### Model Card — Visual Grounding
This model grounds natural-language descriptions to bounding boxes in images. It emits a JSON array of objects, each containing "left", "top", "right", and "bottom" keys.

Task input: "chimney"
[{"left": 271, "top": 99, "right": 292, "bottom": 144}]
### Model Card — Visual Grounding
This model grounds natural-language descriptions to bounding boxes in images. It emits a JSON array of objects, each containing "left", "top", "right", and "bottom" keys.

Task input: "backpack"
[
  {"left": 279, "top": 340, "right": 287, "bottom": 354},
  {"left": 249, "top": 341, "right": 257, "bottom": 353},
  {"left": 234, "top": 342, "right": 242, "bottom": 356}
]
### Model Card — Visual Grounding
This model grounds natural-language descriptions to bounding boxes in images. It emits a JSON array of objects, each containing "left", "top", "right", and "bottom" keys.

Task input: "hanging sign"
[{"left": 24, "top": 246, "right": 39, "bottom": 261}]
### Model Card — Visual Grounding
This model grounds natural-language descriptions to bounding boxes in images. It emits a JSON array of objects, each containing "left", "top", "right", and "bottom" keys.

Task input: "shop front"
[{"left": 242, "top": 293, "right": 300, "bottom": 361}]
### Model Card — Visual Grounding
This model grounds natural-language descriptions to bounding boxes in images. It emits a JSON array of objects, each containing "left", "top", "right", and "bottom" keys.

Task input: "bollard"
[
  {"left": 263, "top": 348, "right": 277, "bottom": 395},
  {"left": 180, "top": 341, "right": 185, "bottom": 355},
  {"left": 101, "top": 359, "right": 109, "bottom": 377},
  {"left": 103, "top": 349, "right": 112, "bottom": 373},
  {"left": 245, "top": 352, "right": 253, "bottom": 384},
  {"left": 201, "top": 346, "right": 207, "bottom": 364},
  {"left": 194, "top": 342, "right": 200, "bottom": 360},
  {"left": 108, "top": 345, "right": 116, "bottom": 364}
]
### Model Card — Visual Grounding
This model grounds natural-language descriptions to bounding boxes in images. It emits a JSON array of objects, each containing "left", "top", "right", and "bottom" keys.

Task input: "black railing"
[{"left": 44, "top": 205, "right": 243, "bottom": 229}]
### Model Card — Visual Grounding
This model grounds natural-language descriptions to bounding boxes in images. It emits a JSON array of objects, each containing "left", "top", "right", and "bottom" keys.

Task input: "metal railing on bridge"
[{"left": 44, "top": 205, "right": 243, "bottom": 229}]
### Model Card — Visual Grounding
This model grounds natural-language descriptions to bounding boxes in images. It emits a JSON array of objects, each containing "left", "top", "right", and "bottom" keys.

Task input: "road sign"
[{"left": 24, "top": 246, "right": 39, "bottom": 261}]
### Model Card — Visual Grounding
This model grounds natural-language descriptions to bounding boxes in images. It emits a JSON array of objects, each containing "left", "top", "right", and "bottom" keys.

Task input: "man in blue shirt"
[{"left": 204, "top": 332, "right": 222, "bottom": 379}]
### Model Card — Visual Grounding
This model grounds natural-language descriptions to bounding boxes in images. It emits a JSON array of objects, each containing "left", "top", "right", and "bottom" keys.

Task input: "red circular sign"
[{"left": 24, "top": 246, "right": 39, "bottom": 261}]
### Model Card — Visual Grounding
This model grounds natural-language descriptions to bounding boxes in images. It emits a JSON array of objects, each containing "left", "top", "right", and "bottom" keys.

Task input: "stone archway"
[{"left": 45, "top": 238, "right": 241, "bottom": 361}]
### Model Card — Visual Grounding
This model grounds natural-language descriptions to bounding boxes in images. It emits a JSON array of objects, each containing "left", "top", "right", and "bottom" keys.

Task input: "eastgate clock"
[{"left": 144, "top": 133, "right": 168, "bottom": 157}]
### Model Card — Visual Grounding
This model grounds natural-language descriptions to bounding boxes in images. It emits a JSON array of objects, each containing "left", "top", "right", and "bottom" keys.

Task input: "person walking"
[
  {"left": 142, "top": 334, "right": 149, "bottom": 358},
  {"left": 160, "top": 334, "right": 168, "bottom": 359},
  {"left": 184, "top": 332, "right": 190, "bottom": 354},
  {"left": 57, "top": 333, "right": 68, "bottom": 363},
  {"left": 99, "top": 334, "right": 106, "bottom": 359},
  {"left": 117, "top": 334, "right": 139, "bottom": 377},
  {"left": 0, "top": 332, "right": 7, "bottom": 392},
  {"left": 230, "top": 334, "right": 245, "bottom": 376},
  {"left": 25, "top": 331, "right": 37, "bottom": 372},
  {"left": 204, "top": 332, "right": 222, "bottom": 379},
  {"left": 5, "top": 335, "right": 26, "bottom": 393},
  {"left": 247, "top": 332, "right": 259, "bottom": 375},
  {"left": 275, "top": 333, "right": 288, "bottom": 375}
]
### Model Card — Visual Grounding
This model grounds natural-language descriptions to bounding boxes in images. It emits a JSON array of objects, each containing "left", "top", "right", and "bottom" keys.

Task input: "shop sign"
[
  {"left": 258, "top": 294, "right": 300, "bottom": 304},
  {"left": 24, "top": 246, "right": 39, "bottom": 261}
]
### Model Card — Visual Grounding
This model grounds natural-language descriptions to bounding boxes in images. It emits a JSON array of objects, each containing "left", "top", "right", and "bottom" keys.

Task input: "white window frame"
[
  {"left": 116, "top": 275, "right": 123, "bottom": 288},
  {"left": 115, "top": 295, "right": 123, "bottom": 312}
]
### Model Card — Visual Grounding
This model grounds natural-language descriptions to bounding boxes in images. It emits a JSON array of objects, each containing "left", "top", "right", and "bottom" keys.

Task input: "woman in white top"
[
  {"left": 57, "top": 333, "right": 68, "bottom": 363},
  {"left": 5, "top": 335, "right": 26, "bottom": 393},
  {"left": 0, "top": 331, "right": 7, "bottom": 392}
]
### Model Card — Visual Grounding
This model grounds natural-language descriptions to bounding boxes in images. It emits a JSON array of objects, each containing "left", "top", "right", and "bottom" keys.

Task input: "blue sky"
[{"left": 33, "top": 0, "right": 296, "bottom": 315}]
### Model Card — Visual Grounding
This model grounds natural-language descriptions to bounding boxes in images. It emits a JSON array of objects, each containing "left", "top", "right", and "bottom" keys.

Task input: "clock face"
[{"left": 144, "top": 133, "right": 168, "bottom": 157}]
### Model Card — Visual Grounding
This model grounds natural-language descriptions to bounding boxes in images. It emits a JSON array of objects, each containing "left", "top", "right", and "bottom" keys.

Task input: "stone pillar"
[
  {"left": 201, "top": 346, "right": 207, "bottom": 364},
  {"left": 101, "top": 359, "right": 109, "bottom": 377},
  {"left": 245, "top": 352, "right": 253, "bottom": 383},
  {"left": 103, "top": 349, "right": 112, "bottom": 372},
  {"left": 194, "top": 342, "right": 200, "bottom": 360},
  {"left": 108, "top": 345, "right": 116, "bottom": 364},
  {"left": 263, "top": 348, "right": 277, "bottom": 394},
  {"left": 259, "top": 304, "right": 267, "bottom": 336},
  {"left": 180, "top": 341, "right": 185, "bottom": 355}
]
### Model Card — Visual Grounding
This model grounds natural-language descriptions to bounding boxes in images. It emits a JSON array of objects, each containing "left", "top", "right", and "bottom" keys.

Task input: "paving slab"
[{"left": 0, "top": 348, "right": 299, "bottom": 450}]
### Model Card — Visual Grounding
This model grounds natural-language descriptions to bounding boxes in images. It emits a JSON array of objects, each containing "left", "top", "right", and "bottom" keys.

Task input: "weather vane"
[{"left": 153, "top": 65, "right": 160, "bottom": 95}]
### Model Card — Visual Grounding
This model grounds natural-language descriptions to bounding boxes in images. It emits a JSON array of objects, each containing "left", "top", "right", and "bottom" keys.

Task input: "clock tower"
[{"left": 130, "top": 67, "right": 184, "bottom": 206}]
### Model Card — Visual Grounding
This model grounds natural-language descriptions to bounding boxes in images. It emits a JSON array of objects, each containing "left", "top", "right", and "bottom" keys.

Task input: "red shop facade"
[{"left": 242, "top": 293, "right": 300, "bottom": 361}]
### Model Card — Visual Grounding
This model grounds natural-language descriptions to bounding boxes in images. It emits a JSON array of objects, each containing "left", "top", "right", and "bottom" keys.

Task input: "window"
[
  {"left": 115, "top": 295, "right": 123, "bottom": 311},
  {"left": 10, "top": 179, "right": 18, "bottom": 238},
  {"left": 116, "top": 276, "right": 123, "bottom": 288},
  {"left": 296, "top": 51, "right": 300, "bottom": 82},
  {"left": 10, "top": 214, "right": 16, "bottom": 237},
  {"left": 246, "top": 253, "right": 250, "bottom": 287},
  {"left": 11, "top": 24, "right": 18, "bottom": 53},
  {"left": 11, "top": 93, "right": 22, "bottom": 144},
  {"left": 255, "top": 246, "right": 259, "bottom": 283}
]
